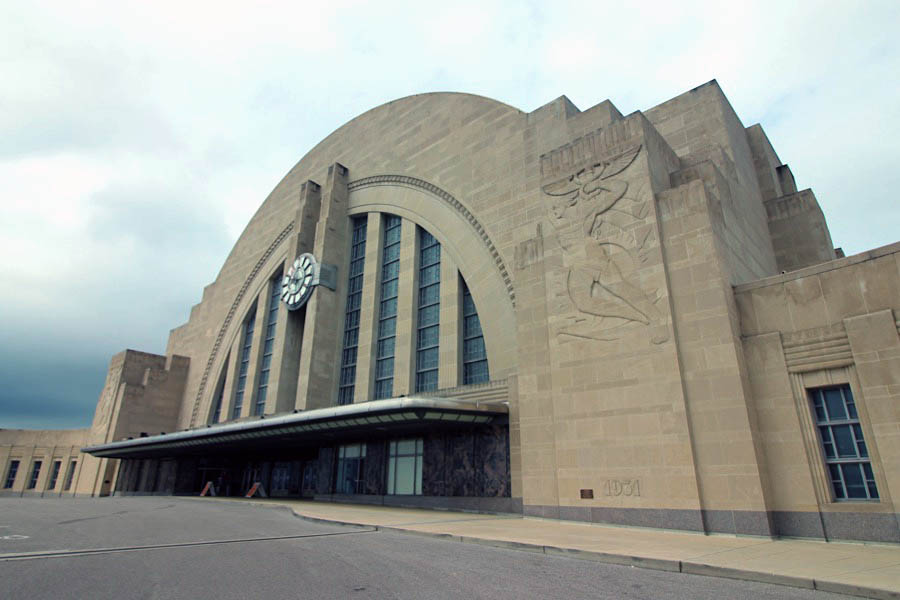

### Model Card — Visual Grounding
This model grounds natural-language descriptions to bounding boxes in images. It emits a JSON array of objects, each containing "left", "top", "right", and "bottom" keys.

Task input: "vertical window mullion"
[
  {"left": 232, "top": 310, "right": 256, "bottom": 419},
  {"left": 338, "top": 217, "right": 368, "bottom": 405},
  {"left": 415, "top": 229, "right": 440, "bottom": 392},
  {"left": 375, "top": 215, "right": 401, "bottom": 400},
  {"left": 255, "top": 273, "right": 282, "bottom": 416},
  {"left": 461, "top": 278, "right": 490, "bottom": 385}
]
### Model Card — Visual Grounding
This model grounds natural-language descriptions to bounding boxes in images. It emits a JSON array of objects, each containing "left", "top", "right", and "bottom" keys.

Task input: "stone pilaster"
[
  {"left": 392, "top": 218, "right": 418, "bottom": 396},
  {"left": 297, "top": 164, "right": 351, "bottom": 410},
  {"left": 438, "top": 255, "right": 460, "bottom": 388},
  {"left": 272, "top": 181, "right": 322, "bottom": 414}
]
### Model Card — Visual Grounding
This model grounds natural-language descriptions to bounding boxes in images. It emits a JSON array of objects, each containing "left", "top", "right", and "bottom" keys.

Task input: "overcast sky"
[{"left": 2, "top": 1, "right": 898, "bottom": 429}]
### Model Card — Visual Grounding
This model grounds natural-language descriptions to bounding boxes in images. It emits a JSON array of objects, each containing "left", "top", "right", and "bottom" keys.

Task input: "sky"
[{"left": 1, "top": 0, "right": 898, "bottom": 429}]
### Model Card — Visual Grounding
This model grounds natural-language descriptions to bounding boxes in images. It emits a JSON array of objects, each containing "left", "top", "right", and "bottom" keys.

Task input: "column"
[
  {"left": 297, "top": 164, "right": 352, "bottom": 410},
  {"left": 272, "top": 180, "right": 322, "bottom": 414},
  {"left": 392, "top": 218, "right": 418, "bottom": 396},
  {"left": 438, "top": 258, "right": 460, "bottom": 389}
]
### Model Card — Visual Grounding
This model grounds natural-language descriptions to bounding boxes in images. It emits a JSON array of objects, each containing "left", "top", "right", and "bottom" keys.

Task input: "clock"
[{"left": 281, "top": 253, "right": 317, "bottom": 310}]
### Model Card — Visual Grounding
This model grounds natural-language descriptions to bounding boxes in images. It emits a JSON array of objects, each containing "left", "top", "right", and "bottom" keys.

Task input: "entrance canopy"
[{"left": 83, "top": 397, "right": 507, "bottom": 459}]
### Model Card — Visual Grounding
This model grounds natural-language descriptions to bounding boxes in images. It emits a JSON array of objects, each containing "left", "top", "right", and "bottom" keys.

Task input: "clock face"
[{"left": 281, "top": 253, "right": 317, "bottom": 310}]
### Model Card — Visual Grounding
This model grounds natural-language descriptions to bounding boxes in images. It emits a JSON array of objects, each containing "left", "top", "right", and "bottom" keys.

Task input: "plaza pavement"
[{"left": 192, "top": 497, "right": 900, "bottom": 600}]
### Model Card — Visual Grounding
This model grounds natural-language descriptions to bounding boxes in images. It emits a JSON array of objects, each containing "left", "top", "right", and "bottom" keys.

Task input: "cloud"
[{"left": 1, "top": 0, "right": 898, "bottom": 428}]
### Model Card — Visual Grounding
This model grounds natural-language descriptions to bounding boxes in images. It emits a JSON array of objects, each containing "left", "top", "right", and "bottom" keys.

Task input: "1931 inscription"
[{"left": 603, "top": 479, "right": 641, "bottom": 497}]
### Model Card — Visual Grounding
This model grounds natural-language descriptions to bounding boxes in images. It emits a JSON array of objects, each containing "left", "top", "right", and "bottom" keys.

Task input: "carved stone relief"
[{"left": 540, "top": 144, "right": 668, "bottom": 344}]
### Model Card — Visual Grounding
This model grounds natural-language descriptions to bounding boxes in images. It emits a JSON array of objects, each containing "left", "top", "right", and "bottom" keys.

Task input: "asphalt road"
[{"left": 0, "top": 498, "right": 855, "bottom": 600}]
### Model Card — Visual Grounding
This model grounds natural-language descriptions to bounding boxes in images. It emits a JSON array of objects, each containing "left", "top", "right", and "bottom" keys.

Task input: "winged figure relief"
[{"left": 540, "top": 145, "right": 668, "bottom": 344}]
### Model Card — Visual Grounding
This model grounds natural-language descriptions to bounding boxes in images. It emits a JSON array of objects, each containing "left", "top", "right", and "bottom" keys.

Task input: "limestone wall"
[
  {"left": 736, "top": 243, "right": 900, "bottom": 541},
  {"left": 0, "top": 429, "right": 88, "bottom": 496}
]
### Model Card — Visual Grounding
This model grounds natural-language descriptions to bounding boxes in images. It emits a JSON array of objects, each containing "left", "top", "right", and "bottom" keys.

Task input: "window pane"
[
  {"left": 383, "top": 242, "right": 400, "bottom": 264},
  {"left": 417, "top": 304, "right": 439, "bottom": 327},
  {"left": 382, "top": 278, "right": 398, "bottom": 299},
  {"left": 382, "top": 261, "right": 399, "bottom": 280},
  {"left": 841, "top": 463, "right": 867, "bottom": 499},
  {"left": 395, "top": 457, "right": 415, "bottom": 494},
  {"left": 375, "top": 380, "right": 393, "bottom": 399},
  {"left": 853, "top": 424, "right": 868, "bottom": 457},
  {"left": 377, "top": 358, "right": 394, "bottom": 378},
  {"left": 417, "top": 325, "right": 439, "bottom": 349},
  {"left": 418, "top": 284, "right": 439, "bottom": 306},
  {"left": 828, "top": 463, "right": 845, "bottom": 499},
  {"left": 397, "top": 439, "right": 416, "bottom": 454},
  {"left": 420, "top": 264, "right": 440, "bottom": 286},
  {"left": 832, "top": 425, "right": 856, "bottom": 458},
  {"left": 417, "top": 347, "right": 438, "bottom": 370},
  {"left": 813, "top": 394, "right": 826, "bottom": 421},
  {"left": 824, "top": 388, "right": 847, "bottom": 420},
  {"left": 380, "top": 317, "right": 396, "bottom": 338},
  {"left": 464, "top": 337, "right": 486, "bottom": 361},
  {"left": 377, "top": 337, "right": 395, "bottom": 358},
  {"left": 380, "top": 297, "right": 397, "bottom": 318}
]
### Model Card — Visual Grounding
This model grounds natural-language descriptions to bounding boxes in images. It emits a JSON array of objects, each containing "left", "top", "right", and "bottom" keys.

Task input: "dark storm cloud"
[{"left": 0, "top": 349, "right": 108, "bottom": 429}]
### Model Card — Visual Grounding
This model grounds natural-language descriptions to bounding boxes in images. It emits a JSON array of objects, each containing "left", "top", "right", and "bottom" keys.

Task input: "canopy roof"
[{"left": 83, "top": 397, "right": 507, "bottom": 459}]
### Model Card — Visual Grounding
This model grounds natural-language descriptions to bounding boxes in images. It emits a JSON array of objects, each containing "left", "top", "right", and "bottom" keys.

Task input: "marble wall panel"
[
  {"left": 364, "top": 440, "right": 387, "bottom": 495},
  {"left": 316, "top": 447, "right": 334, "bottom": 494}
]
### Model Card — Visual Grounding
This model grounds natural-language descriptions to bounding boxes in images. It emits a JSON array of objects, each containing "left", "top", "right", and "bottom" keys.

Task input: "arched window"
[
  {"left": 461, "top": 278, "right": 489, "bottom": 384},
  {"left": 374, "top": 215, "right": 401, "bottom": 399},
  {"left": 338, "top": 216, "right": 368, "bottom": 405},
  {"left": 254, "top": 271, "right": 283, "bottom": 415},
  {"left": 232, "top": 305, "right": 256, "bottom": 419},
  {"left": 415, "top": 228, "right": 441, "bottom": 392}
]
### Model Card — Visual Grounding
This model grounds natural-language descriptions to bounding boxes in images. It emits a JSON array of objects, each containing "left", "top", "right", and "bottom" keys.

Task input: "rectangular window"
[
  {"left": 338, "top": 217, "right": 368, "bottom": 405},
  {"left": 335, "top": 443, "right": 366, "bottom": 494},
  {"left": 461, "top": 278, "right": 490, "bottom": 385},
  {"left": 374, "top": 215, "right": 401, "bottom": 399},
  {"left": 27, "top": 461, "right": 42, "bottom": 490},
  {"left": 63, "top": 460, "right": 77, "bottom": 491},
  {"left": 387, "top": 438, "right": 423, "bottom": 495},
  {"left": 255, "top": 273, "right": 282, "bottom": 416},
  {"left": 3, "top": 460, "right": 19, "bottom": 489},
  {"left": 48, "top": 460, "right": 62, "bottom": 490},
  {"left": 415, "top": 229, "right": 440, "bottom": 392},
  {"left": 232, "top": 308, "right": 256, "bottom": 419},
  {"left": 810, "top": 385, "right": 879, "bottom": 501}
]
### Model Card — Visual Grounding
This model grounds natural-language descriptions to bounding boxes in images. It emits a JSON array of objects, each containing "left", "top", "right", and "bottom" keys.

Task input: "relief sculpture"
[{"left": 541, "top": 144, "right": 668, "bottom": 344}]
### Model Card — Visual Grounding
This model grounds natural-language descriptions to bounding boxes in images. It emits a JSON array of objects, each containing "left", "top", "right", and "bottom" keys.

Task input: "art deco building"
[{"left": 3, "top": 81, "right": 899, "bottom": 543}]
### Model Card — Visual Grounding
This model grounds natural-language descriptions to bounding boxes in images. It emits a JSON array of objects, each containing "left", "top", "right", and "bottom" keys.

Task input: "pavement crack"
[{"left": 56, "top": 510, "right": 134, "bottom": 525}]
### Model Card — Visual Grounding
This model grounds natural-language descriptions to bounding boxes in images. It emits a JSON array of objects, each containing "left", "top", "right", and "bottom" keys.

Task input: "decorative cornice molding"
[
  {"left": 189, "top": 222, "right": 294, "bottom": 427},
  {"left": 781, "top": 325, "right": 853, "bottom": 373},
  {"left": 348, "top": 174, "right": 515, "bottom": 307}
]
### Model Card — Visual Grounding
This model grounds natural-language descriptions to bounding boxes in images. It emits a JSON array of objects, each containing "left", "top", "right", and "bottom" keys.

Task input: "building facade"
[
  {"left": 0, "top": 429, "right": 88, "bottom": 497},
  {"left": 6, "top": 81, "right": 899, "bottom": 543}
]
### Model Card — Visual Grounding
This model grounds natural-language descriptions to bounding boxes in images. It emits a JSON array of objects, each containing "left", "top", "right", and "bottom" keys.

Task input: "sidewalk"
[{"left": 212, "top": 498, "right": 900, "bottom": 599}]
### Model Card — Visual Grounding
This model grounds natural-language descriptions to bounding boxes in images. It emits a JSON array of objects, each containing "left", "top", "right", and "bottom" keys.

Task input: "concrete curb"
[{"left": 284, "top": 506, "right": 896, "bottom": 600}]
